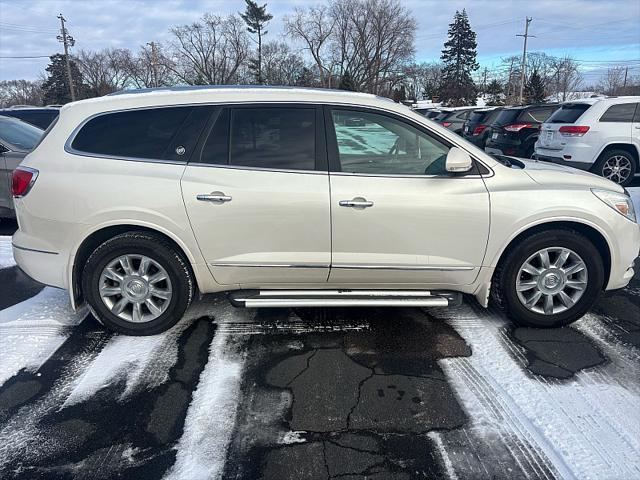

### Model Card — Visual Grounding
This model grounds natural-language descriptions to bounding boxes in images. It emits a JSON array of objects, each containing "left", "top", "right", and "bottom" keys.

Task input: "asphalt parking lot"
[{"left": 1, "top": 219, "right": 639, "bottom": 480}]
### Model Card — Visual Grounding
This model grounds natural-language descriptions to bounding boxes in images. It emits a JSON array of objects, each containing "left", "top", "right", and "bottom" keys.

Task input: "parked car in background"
[
  {"left": 535, "top": 96, "right": 640, "bottom": 186},
  {"left": 462, "top": 107, "right": 502, "bottom": 148},
  {"left": 485, "top": 104, "right": 558, "bottom": 158},
  {"left": 435, "top": 107, "right": 477, "bottom": 134},
  {"left": 11, "top": 87, "right": 639, "bottom": 336},
  {"left": 0, "top": 106, "right": 60, "bottom": 130},
  {"left": 0, "top": 116, "right": 43, "bottom": 218}
]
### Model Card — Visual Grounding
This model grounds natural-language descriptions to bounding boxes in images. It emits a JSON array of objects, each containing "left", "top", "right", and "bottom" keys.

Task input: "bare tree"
[
  {"left": 599, "top": 66, "right": 625, "bottom": 95},
  {"left": 125, "top": 43, "right": 174, "bottom": 88},
  {"left": 401, "top": 62, "right": 442, "bottom": 100},
  {"left": 284, "top": 6, "right": 335, "bottom": 87},
  {"left": 550, "top": 55, "right": 582, "bottom": 101},
  {"left": 0, "top": 80, "right": 44, "bottom": 107},
  {"left": 261, "top": 41, "right": 306, "bottom": 85},
  {"left": 76, "top": 48, "right": 132, "bottom": 96},
  {"left": 168, "top": 14, "right": 250, "bottom": 85}
]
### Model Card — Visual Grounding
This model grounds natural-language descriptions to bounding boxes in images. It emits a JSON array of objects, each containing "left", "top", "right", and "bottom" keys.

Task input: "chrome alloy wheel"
[
  {"left": 99, "top": 254, "right": 172, "bottom": 323},
  {"left": 516, "top": 247, "right": 588, "bottom": 315},
  {"left": 602, "top": 155, "right": 632, "bottom": 184}
]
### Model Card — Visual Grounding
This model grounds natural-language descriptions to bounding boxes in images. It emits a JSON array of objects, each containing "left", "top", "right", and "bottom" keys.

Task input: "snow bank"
[
  {"left": 0, "top": 288, "right": 86, "bottom": 386},
  {"left": 0, "top": 235, "right": 15, "bottom": 269}
]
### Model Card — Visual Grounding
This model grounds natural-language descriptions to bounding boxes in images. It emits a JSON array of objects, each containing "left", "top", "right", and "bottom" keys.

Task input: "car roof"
[{"left": 0, "top": 107, "right": 60, "bottom": 113}]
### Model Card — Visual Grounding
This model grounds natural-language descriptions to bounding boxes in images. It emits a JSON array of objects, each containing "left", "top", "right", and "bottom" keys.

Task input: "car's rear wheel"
[
  {"left": 82, "top": 231, "right": 194, "bottom": 335},
  {"left": 492, "top": 229, "right": 604, "bottom": 328},
  {"left": 593, "top": 149, "right": 636, "bottom": 186}
]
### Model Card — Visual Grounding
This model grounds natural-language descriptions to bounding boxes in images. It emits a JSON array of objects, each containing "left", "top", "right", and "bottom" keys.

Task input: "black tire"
[
  {"left": 592, "top": 148, "right": 637, "bottom": 187},
  {"left": 82, "top": 231, "right": 194, "bottom": 335},
  {"left": 491, "top": 229, "right": 604, "bottom": 328}
]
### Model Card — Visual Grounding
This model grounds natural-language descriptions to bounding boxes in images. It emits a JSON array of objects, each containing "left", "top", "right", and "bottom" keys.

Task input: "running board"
[{"left": 228, "top": 290, "right": 462, "bottom": 308}]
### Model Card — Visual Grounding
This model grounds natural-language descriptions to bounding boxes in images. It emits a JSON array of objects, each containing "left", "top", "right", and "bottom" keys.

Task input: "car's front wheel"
[
  {"left": 492, "top": 229, "right": 604, "bottom": 328},
  {"left": 82, "top": 231, "right": 194, "bottom": 335}
]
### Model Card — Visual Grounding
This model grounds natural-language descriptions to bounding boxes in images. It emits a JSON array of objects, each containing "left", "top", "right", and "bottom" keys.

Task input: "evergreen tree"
[
  {"left": 524, "top": 70, "right": 546, "bottom": 104},
  {"left": 486, "top": 79, "right": 504, "bottom": 105},
  {"left": 338, "top": 70, "right": 356, "bottom": 91},
  {"left": 439, "top": 9, "right": 479, "bottom": 106},
  {"left": 295, "top": 67, "right": 315, "bottom": 87},
  {"left": 41, "top": 54, "right": 85, "bottom": 105},
  {"left": 240, "top": 0, "right": 273, "bottom": 84}
]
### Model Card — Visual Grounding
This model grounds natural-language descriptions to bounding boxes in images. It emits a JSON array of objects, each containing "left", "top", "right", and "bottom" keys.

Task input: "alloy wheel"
[
  {"left": 602, "top": 155, "right": 632, "bottom": 184},
  {"left": 515, "top": 247, "right": 588, "bottom": 315},
  {"left": 98, "top": 254, "right": 173, "bottom": 323}
]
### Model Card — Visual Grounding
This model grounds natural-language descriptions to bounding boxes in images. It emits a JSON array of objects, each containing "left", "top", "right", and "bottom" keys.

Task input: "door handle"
[
  {"left": 196, "top": 192, "right": 232, "bottom": 203},
  {"left": 339, "top": 198, "right": 374, "bottom": 209}
]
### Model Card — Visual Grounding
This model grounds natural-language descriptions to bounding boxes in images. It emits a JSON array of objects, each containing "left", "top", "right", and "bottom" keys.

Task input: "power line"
[
  {"left": 516, "top": 17, "right": 534, "bottom": 104},
  {"left": 0, "top": 55, "right": 50, "bottom": 59},
  {"left": 57, "top": 14, "right": 76, "bottom": 102}
]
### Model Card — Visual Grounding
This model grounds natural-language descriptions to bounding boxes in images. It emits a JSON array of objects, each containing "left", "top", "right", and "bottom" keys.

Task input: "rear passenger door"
[{"left": 181, "top": 105, "right": 331, "bottom": 286}]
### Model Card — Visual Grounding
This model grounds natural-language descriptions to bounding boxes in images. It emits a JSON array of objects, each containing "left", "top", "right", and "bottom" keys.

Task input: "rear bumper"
[
  {"left": 534, "top": 154, "right": 592, "bottom": 171},
  {"left": 12, "top": 239, "right": 67, "bottom": 289}
]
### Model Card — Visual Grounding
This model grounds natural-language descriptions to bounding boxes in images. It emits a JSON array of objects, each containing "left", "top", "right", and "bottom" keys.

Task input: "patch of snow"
[
  {"left": 628, "top": 187, "right": 640, "bottom": 218},
  {"left": 0, "top": 236, "right": 15, "bottom": 269},
  {"left": 280, "top": 431, "right": 307, "bottom": 445},
  {"left": 433, "top": 305, "right": 640, "bottom": 480},
  {"left": 0, "top": 287, "right": 86, "bottom": 386},
  {"left": 164, "top": 302, "right": 250, "bottom": 480}
]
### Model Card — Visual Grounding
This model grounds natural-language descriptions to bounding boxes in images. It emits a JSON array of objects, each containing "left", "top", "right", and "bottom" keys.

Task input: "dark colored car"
[
  {"left": 0, "top": 107, "right": 60, "bottom": 130},
  {"left": 434, "top": 107, "right": 477, "bottom": 134},
  {"left": 484, "top": 104, "right": 558, "bottom": 158},
  {"left": 462, "top": 107, "right": 502, "bottom": 148},
  {"left": 413, "top": 107, "right": 442, "bottom": 119}
]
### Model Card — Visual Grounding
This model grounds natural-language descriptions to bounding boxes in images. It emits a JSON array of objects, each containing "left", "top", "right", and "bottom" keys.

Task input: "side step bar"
[{"left": 228, "top": 290, "right": 462, "bottom": 308}]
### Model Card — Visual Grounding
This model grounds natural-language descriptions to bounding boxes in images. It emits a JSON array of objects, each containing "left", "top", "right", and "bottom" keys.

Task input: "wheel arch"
[
  {"left": 594, "top": 143, "right": 640, "bottom": 168},
  {"left": 70, "top": 223, "right": 202, "bottom": 309},
  {"left": 491, "top": 220, "right": 612, "bottom": 290}
]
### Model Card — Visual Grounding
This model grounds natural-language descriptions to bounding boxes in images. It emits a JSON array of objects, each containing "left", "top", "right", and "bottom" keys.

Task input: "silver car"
[{"left": 0, "top": 116, "right": 43, "bottom": 219}]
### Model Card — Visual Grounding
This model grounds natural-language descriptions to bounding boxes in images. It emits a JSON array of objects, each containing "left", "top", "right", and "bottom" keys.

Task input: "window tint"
[
  {"left": 600, "top": 103, "right": 636, "bottom": 122},
  {"left": 469, "top": 110, "right": 494, "bottom": 123},
  {"left": 634, "top": 103, "right": 640, "bottom": 122},
  {"left": 546, "top": 103, "right": 591, "bottom": 124},
  {"left": 7, "top": 110, "right": 58, "bottom": 129},
  {"left": 200, "top": 108, "right": 229, "bottom": 165},
  {"left": 520, "top": 106, "right": 556, "bottom": 123},
  {"left": 331, "top": 109, "right": 450, "bottom": 175},
  {"left": 493, "top": 109, "right": 520, "bottom": 125},
  {"left": 229, "top": 108, "right": 315, "bottom": 170},
  {"left": 71, "top": 106, "right": 194, "bottom": 160},
  {"left": 0, "top": 116, "right": 43, "bottom": 150}
]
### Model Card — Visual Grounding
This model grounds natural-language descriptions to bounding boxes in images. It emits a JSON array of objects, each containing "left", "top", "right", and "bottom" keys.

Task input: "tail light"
[
  {"left": 442, "top": 122, "right": 452, "bottom": 127},
  {"left": 472, "top": 124, "right": 487, "bottom": 136},
  {"left": 504, "top": 123, "right": 533, "bottom": 132},
  {"left": 11, "top": 167, "right": 39, "bottom": 197},
  {"left": 559, "top": 125, "right": 590, "bottom": 137}
]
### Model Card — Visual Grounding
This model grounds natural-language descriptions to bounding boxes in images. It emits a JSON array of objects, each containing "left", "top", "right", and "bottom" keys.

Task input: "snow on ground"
[
  {"left": 164, "top": 301, "right": 252, "bottom": 480},
  {"left": 628, "top": 187, "right": 640, "bottom": 216},
  {"left": 0, "top": 288, "right": 87, "bottom": 386},
  {"left": 0, "top": 236, "right": 15, "bottom": 269},
  {"left": 432, "top": 304, "right": 640, "bottom": 480}
]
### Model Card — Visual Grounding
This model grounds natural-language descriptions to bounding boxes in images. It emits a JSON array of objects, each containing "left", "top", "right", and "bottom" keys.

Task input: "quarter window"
[
  {"left": 600, "top": 103, "right": 637, "bottom": 122},
  {"left": 330, "top": 109, "right": 450, "bottom": 175},
  {"left": 229, "top": 108, "right": 316, "bottom": 170},
  {"left": 71, "top": 106, "right": 195, "bottom": 160}
]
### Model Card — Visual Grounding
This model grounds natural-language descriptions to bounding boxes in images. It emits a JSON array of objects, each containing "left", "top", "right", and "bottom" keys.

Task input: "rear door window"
[
  {"left": 600, "top": 103, "right": 636, "bottom": 122},
  {"left": 520, "top": 106, "right": 557, "bottom": 123},
  {"left": 546, "top": 103, "right": 591, "bottom": 124},
  {"left": 493, "top": 109, "right": 520, "bottom": 126},
  {"left": 71, "top": 106, "right": 206, "bottom": 161}
]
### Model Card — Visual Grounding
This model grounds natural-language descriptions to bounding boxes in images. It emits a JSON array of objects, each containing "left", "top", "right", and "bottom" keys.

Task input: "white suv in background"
[
  {"left": 10, "top": 87, "right": 640, "bottom": 335},
  {"left": 535, "top": 96, "right": 640, "bottom": 186}
]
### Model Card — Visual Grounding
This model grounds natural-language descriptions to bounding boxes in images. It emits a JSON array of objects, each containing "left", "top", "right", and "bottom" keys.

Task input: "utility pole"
[
  {"left": 147, "top": 41, "right": 158, "bottom": 88},
  {"left": 57, "top": 14, "right": 76, "bottom": 101},
  {"left": 623, "top": 65, "right": 628, "bottom": 90},
  {"left": 517, "top": 17, "right": 533, "bottom": 105}
]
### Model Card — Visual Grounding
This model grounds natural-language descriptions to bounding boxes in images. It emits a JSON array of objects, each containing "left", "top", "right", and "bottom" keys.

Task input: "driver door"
[{"left": 326, "top": 107, "right": 490, "bottom": 286}]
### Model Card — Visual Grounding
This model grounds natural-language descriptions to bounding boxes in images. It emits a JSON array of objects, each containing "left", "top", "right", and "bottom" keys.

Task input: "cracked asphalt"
[{"left": 1, "top": 218, "right": 639, "bottom": 479}]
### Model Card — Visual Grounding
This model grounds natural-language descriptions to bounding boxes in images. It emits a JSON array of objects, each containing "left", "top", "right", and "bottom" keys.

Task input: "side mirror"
[{"left": 445, "top": 147, "right": 473, "bottom": 173}]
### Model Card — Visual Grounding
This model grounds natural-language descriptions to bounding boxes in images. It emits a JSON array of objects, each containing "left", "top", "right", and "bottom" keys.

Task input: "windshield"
[
  {"left": 492, "top": 109, "right": 520, "bottom": 126},
  {"left": 0, "top": 116, "right": 43, "bottom": 150},
  {"left": 546, "top": 103, "right": 591, "bottom": 124}
]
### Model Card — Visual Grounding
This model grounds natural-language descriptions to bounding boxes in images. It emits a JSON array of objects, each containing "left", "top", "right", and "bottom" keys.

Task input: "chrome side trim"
[
  {"left": 239, "top": 298, "right": 450, "bottom": 308},
  {"left": 256, "top": 290, "right": 433, "bottom": 297},
  {"left": 211, "top": 262, "right": 329, "bottom": 268},
  {"left": 11, "top": 243, "right": 58, "bottom": 255},
  {"left": 333, "top": 264, "right": 475, "bottom": 271}
]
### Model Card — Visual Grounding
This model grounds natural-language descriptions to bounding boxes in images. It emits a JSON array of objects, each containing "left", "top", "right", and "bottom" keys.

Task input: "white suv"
[
  {"left": 10, "top": 87, "right": 640, "bottom": 335},
  {"left": 535, "top": 96, "right": 640, "bottom": 186}
]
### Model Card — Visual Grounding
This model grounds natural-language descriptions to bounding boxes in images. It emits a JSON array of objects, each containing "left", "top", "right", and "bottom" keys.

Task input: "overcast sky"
[{"left": 1, "top": 0, "right": 639, "bottom": 84}]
